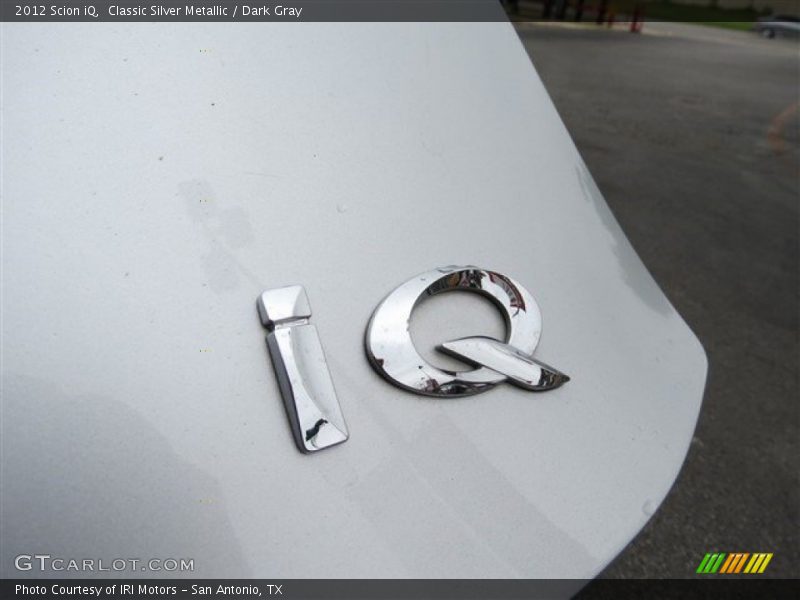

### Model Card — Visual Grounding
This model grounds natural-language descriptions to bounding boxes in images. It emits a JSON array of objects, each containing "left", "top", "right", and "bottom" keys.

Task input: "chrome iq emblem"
[
  {"left": 260, "top": 266, "right": 568, "bottom": 455},
  {"left": 365, "top": 266, "right": 569, "bottom": 397}
]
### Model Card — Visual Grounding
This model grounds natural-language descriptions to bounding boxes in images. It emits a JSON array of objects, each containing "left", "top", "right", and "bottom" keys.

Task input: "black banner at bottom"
[{"left": 3, "top": 579, "right": 799, "bottom": 600}]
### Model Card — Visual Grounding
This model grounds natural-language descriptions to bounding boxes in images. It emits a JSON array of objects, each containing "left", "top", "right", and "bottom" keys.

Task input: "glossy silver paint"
[
  {"left": 365, "top": 266, "right": 567, "bottom": 396},
  {"left": 259, "top": 286, "right": 348, "bottom": 453},
  {"left": 1, "top": 23, "right": 707, "bottom": 581}
]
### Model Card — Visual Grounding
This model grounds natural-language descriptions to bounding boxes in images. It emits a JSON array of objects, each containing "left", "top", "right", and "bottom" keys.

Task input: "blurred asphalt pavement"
[{"left": 513, "top": 21, "right": 799, "bottom": 579}]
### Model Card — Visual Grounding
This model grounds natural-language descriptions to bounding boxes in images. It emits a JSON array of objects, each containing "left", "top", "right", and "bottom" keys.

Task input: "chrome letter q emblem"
[{"left": 365, "top": 266, "right": 569, "bottom": 397}]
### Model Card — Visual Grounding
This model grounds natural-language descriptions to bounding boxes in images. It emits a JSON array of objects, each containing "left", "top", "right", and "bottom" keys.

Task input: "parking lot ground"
[{"left": 514, "top": 22, "right": 799, "bottom": 579}]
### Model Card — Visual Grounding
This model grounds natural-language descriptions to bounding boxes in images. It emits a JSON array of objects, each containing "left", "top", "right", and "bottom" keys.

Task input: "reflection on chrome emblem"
[
  {"left": 258, "top": 286, "right": 348, "bottom": 453},
  {"left": 365, "top": 266, "right": 569, "bottom": 397}
]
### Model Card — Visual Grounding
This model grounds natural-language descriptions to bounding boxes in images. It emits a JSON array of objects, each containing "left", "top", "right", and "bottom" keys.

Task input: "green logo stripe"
[
  {"left": 697, "top": 553, "right": 727, "bottom": 574},
  {"left": 709, "top": 553, "right": 727, "bottom": 573},
  {"left": 696, "top": 553, "right": 713, "bottom": 573}
]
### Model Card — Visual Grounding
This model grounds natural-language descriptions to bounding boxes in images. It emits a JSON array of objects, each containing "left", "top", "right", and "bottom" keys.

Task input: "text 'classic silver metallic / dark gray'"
[{"left": 1, "top": 22, "right": 707, "bottom": 584}]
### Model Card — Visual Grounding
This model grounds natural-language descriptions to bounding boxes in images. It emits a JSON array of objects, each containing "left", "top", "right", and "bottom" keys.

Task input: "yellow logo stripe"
[
  {"left": 757, "top": 553, "right": 773, "bottom": 574},
  {"left": 744, "top": 554, "right": 761, "bottom": 573}
]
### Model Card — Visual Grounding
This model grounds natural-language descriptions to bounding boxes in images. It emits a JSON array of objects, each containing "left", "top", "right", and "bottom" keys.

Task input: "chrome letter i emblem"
[{"left": 258, "top": 286, "right": 348, "bottom": 453}]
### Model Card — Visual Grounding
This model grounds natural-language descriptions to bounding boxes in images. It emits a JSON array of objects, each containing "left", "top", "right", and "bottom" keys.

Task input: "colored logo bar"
[{"left": 696, "top": 552, "right": 773, "bottom": 574}]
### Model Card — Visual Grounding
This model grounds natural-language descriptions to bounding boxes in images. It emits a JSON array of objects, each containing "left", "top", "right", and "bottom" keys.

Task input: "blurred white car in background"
[{"left": 754, "top": 15, "right": 800, "bottom": 38}]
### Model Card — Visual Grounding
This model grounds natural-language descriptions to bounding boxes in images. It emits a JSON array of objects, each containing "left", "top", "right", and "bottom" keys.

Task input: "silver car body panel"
[{"left": 1, "top": 23, "right": 707, "bottom": 579}]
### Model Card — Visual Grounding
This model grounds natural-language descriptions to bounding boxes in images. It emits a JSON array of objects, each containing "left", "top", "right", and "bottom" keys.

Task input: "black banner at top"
[
  {"left": 0, "top": 0, "right": 771, "bottom": 23},
  {"left": 2, "top": 0, "right": 509, "bottom": 22}
]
